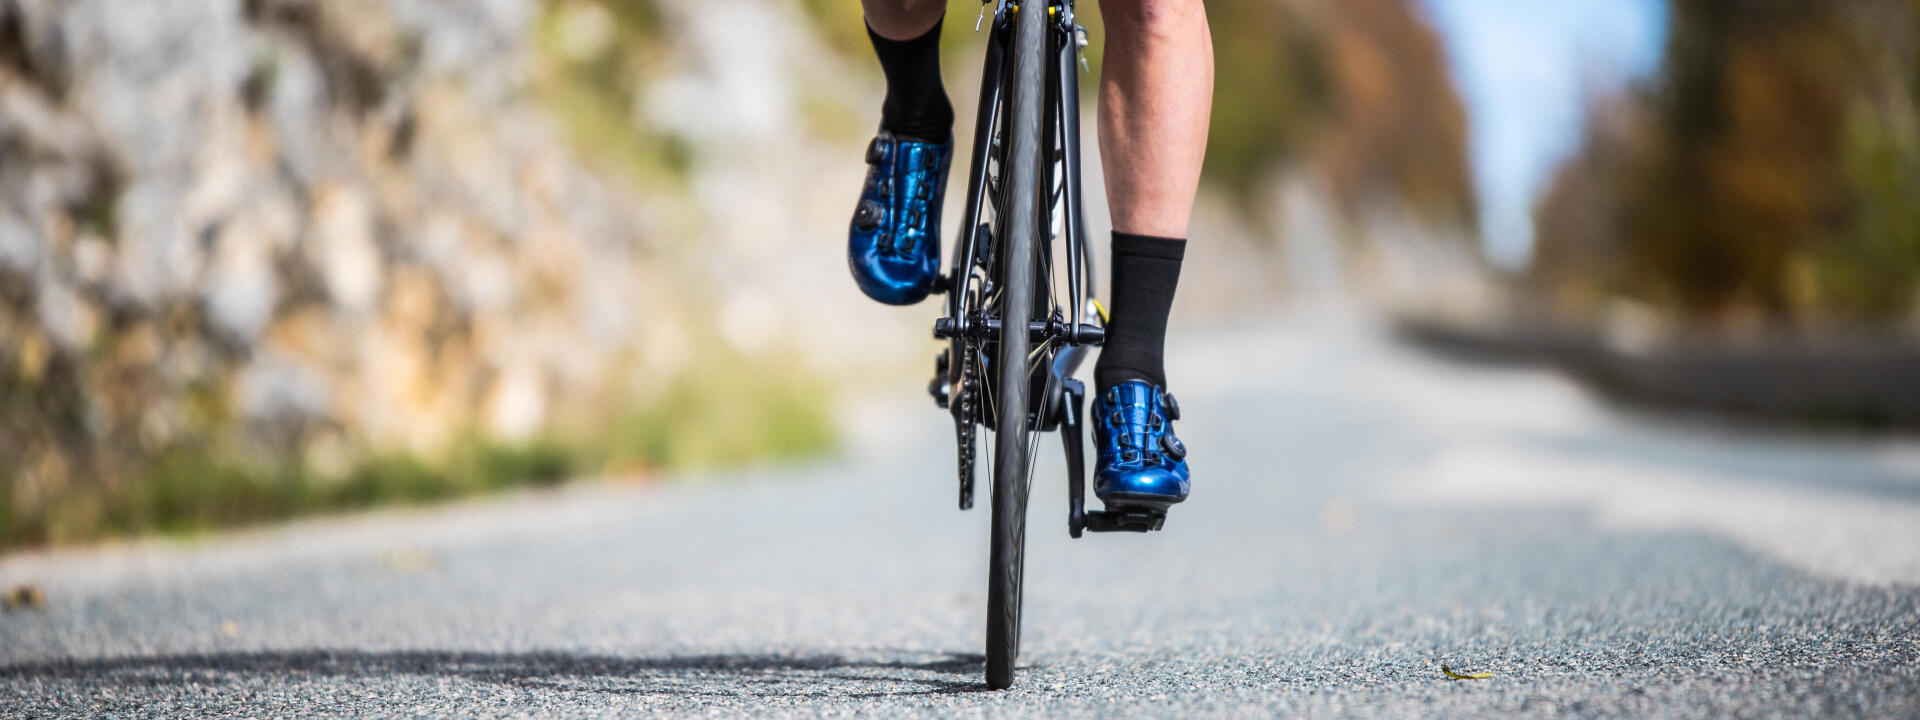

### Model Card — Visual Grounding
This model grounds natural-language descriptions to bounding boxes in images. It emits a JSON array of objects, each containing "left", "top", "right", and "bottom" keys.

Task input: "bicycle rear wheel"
[{"left": 985, "top": 0, "right": 1049, "bottom": 691}]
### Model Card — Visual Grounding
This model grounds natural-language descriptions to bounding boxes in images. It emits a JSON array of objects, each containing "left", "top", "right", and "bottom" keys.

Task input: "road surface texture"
[{"left": 4, "top": 314, "right": 1918, "bottom": 718}]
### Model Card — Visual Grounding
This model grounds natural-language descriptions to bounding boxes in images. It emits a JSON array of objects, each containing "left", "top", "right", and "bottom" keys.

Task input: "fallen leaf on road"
[
  {"left": 3, "top": 584, "right": 46, "bottom": 611},
  {"left": 1442, "top": 664, "right": 1493, "bottom": 680}
]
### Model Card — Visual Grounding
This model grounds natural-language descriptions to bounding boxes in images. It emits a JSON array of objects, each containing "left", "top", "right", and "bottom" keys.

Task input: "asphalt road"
[{"left": 4, "top": 314, "right": 1919, "bottom": 718}]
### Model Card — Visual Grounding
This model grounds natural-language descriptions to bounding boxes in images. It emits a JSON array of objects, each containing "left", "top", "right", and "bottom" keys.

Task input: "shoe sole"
[{"left": 1097, "top": 492, "right": 1186, "bottom": 512}]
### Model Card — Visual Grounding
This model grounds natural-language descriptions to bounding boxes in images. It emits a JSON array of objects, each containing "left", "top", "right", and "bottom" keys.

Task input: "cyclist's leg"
[
  {"left": 862, "top": 0, "right": 953, "bottom": 143},
  {"left": 847, "top": 0, "right": 957, "bottom": 306},
  {"left": 863, "top": 0, "right": 943, "bottom": 44},
  {"left": 1095, "top": 0, "right": 1213, "bottom": 241},
  {"left": 1093, "top": 0, "right": 1211, "bottom": 390},
  {"left": 1089, "top": 0, "right": 1210, "bottom": 509}
]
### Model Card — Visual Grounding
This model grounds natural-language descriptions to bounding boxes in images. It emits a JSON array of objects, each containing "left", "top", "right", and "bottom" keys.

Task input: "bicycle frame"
[
  {"left": 925, "top": 0, "right": 1164, "bottom": 690},
  {"left": 931, "top": 0, "right": 1157, "bottom": 538},
  {"left": 938, "top": 0, "right": 1101, "bottom": 354}
]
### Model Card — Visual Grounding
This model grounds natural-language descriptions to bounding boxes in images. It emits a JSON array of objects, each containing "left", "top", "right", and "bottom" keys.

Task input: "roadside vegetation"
[
  {"left": 0, "top": 0, "right": 1488, "bottom": 552},
  {"left": 1531, "top": 0, "right": 1920, "bottom": 331},
  {"left": 793, "top": 0, "right": 1478, "bottom": 231},
  {"left": 1, "top": 344, "right": 832, "bottom": 548}
]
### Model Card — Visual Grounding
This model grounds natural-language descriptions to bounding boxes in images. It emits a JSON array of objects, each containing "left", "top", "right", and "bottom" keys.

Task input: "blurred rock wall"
[{"left": 0, "top": 0, "right": 683, "bottom": 524}]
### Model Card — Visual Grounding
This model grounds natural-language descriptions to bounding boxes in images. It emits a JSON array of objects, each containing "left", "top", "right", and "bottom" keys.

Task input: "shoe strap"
[{"left": 1103, "top": 382, "right": 1177, "bottom": 464}]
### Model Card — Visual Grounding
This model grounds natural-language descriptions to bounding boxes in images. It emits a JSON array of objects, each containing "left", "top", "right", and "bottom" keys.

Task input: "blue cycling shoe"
[
  {"left": 849, "top": 131, "right": 953, "bottom": 305},
  {"left": 1091, "top": 380, "right": 1190, "bottom": 510}
]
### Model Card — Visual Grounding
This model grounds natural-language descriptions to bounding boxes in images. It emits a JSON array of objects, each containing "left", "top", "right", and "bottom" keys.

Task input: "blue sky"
[{"left": 1417, "top": 0, "right": 1670, "bottom": 269}]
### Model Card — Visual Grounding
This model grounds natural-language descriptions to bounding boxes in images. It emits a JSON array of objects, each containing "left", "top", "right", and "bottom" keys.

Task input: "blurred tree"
[
  {"left": 796, "top": 0, "right": 1478, "bottom": 237},
  {"left": 1205, "top": 0, "right": 1477, "bottom": 230},
  {"left": 1202, "top": 0, "right": 1333, "bottom": 206},
  {"left": 1533, "top": 0, "right": 1920, "bottom": 327},
  {"left": 1310, "top": 0, "right": 1477, "bottom": 228}
]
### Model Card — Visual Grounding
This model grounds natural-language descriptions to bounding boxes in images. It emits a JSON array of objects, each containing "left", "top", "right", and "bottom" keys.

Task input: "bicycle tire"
[{"left": 985, "top": 0, "right": 1049, "bottom": 691}]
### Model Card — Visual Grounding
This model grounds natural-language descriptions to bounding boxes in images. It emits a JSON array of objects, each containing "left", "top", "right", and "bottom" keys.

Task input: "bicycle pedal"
[{"left": 1081, "top": 509, "right": 1165, "bottom": 533}]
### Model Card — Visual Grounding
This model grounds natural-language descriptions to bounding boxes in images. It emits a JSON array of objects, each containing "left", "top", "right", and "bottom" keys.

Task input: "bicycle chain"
[{"left": 955, "top": 343, "right": 980, "bottom": 510}]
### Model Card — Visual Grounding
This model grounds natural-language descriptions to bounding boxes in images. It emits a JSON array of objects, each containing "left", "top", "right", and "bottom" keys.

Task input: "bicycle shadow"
[{"left": 0, "top": 649, "right": 992, "bottom": 698}]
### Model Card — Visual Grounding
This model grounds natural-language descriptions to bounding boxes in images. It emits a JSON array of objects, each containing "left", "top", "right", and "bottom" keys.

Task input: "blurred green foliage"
[
  {"left": 793, "top": 0, "right": 1474, "bottom": 228},
  {"left": 1534, "top": 0, "right": 1920, "bottom": 325},
  {"left": 797, "top": 0, "right": 875, "bottom": 60},
  {"left": 1204, "top": 0, "right": 1333, "bottom": 205},
  {"left": 590, "top": 346, "right": 836, "bottom": 473},
  {"left": 1307, "top": 0, "right": 1478, "bottom": 227},
  {"left": 1826, "top": 85, "right": 1920, "bottom": 315},
  {"left": 2, "top": 349, "right": 832, "bottom": 548},
  {"left": 5, "top": 438, "right": 572, "bottom": 546},
  {"left": 534, "top": 0, "right": 691, "bottom": 186}
]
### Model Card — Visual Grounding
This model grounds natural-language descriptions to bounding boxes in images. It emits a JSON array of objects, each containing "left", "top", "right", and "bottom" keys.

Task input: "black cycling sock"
[
  {"left": 868, "top": 19, "right": 954, "bottom": 143},
  {"left": 1095, "top": 232, "right": 1186, "bottom": 393}
]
